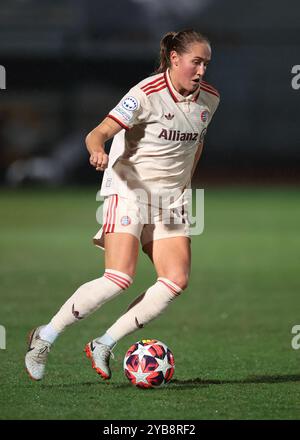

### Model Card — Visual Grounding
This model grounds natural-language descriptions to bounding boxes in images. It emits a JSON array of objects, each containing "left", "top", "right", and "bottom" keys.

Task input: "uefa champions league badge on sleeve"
[
  {"left": 114, "top": 96, "right": 140, "bottom": 122},
  {"left": 121, "top": 96, "right": 139, "bottom": 111}
]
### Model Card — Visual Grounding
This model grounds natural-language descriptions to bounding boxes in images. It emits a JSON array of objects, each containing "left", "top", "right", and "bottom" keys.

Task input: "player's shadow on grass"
[
  {"left": 170, "top": 374, "right": 300, "bottom": 388},
  {"left": 112, "top": 374, "right": 300, "bottom": 389}
]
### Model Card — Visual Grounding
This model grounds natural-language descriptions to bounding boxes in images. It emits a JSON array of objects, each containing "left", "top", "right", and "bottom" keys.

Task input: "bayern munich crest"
[
  {"left": 121, "top": 215, "right": 131, "bottom": 226},
  {"left": 200, "top": 109, "right": 209, "bottom": 122}
]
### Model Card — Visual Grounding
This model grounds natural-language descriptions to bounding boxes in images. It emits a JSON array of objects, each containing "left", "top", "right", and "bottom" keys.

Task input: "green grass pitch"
[{"left": 0, "top": 186, "right": 299, "bottom": 420}]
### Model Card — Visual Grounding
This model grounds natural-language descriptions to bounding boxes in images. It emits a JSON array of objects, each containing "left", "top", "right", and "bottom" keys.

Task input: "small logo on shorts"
[
  {"left": 200, "top": 110, "right": 209, "bottom": 122},
  {"left": 121, "top": 215, "right": 131, "bottom": 226},
  {"left": 105, "top": 178, "right": 112, "bottom": 187}
]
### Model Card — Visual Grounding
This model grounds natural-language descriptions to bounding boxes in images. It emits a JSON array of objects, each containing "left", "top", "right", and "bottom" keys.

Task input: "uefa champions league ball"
[{"left": 123, "top": 339, "right": 175, "bottom": 388}]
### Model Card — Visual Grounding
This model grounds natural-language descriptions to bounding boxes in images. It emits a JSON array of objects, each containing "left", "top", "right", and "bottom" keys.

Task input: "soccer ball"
[{"left": 123, "top": 339, "right": 175, "bottom": 388}]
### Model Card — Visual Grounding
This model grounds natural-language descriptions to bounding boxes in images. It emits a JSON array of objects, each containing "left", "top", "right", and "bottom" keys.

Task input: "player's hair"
[{"left": 156, "top": 29, "right": 210, "bottom": 73}]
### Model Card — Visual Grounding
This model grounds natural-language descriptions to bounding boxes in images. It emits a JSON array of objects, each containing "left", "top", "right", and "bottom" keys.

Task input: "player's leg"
[
  {"left": 48, "top": 232, "right": 138, "bottom": 334},
  {"left": 143, "top": 236, "right": 191, "bottom": 289},
  {"left": 25, "top": 194, "right": 141, "bottom": 380},
  {"left": 86, "top": 207, "right": 191, "bottom": 381},
  {"left": 25, "top": 232, "right": 139, "bottom": 381},
  {"left": 102, "top": 236, "right": 190, "bottom": 342},
  {"left": 83, "top": 231, "right": 140, "bottom": 379},
  {"left": 92, "top": 236, "right": 190, "bottom": 380},
  {"left": 104, "top": 230, "right": 139, "bottom": 277}
]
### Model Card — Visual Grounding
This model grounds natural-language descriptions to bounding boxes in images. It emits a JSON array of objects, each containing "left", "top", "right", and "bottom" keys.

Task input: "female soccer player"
[{"left": 25, "top": 29, "right": 220, "bottom": 381}]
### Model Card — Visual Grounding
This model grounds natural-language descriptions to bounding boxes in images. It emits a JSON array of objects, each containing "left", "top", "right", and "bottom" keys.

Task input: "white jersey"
[{"left": 100, "top": 69, "right": 220, "bottom": 207}]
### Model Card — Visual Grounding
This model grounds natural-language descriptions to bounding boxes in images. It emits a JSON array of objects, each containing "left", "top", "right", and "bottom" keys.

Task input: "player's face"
[{"left": 170, "top": 42, "right": 211, "bottom": 96}]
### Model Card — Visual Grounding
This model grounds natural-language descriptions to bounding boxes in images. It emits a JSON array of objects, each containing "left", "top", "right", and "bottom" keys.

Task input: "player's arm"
[
  {"left": 85, "top": 117, "right": 123, "bottom": 171},
  {"left": 191, "top": 142, "right": 204, "bottom": 179}
]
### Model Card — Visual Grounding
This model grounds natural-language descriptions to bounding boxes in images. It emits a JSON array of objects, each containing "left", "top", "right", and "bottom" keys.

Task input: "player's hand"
[{"left": 89, "top": 151, "right": 109, "bottom": 171}]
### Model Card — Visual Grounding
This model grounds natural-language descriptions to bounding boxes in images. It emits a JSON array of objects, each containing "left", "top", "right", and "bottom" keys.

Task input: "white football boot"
[
  {"left": 25, "top": 326, "right": 51, "bottom": 381},
  {"left": 84, "top": 340, "right": 114, "bottom": 380}
]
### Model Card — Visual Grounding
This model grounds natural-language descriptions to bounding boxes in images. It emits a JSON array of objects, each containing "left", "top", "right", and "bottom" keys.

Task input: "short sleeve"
[
  {"left": 208, "top": 96, "right": 220, "bottom": 124},
  {"left": 108, "top": 86, "right": 149, "bottom": 130},
  {"left": 199, "top": 95, "right": 220, "bottom": 142}
]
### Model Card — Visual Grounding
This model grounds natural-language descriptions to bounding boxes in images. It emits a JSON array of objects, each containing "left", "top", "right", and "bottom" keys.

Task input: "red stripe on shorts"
[
  {"left": 104, "top": 197, "right": 112, "bottom": 233},
  {"left": 110, "top": 195, "right": 118, "bottom": 233},
  {"left": 103, "top": 197, "right": 111, "bottom": 232},
  {"left": 104, "top": 195, "right": 118, "bottom": 233}
]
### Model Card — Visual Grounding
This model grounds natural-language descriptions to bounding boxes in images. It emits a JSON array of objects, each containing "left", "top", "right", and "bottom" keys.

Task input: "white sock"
[
  {"left": 39, "top": 323, "right": 59, "bottom": 344},
  {"left": 49, "top": 269, "right": 133, "bottom": 334},
  {"left": 96, "top": 332, "right": 116, "bottom": 349},
  {"left": 105, "top": 277, "right": 182, "bottom": 342}
]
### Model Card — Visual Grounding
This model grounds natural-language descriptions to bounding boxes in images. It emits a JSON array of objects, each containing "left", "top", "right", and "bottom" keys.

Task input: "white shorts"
[{"left": 93, "top": 194, "right": 190, "bottom": 250}]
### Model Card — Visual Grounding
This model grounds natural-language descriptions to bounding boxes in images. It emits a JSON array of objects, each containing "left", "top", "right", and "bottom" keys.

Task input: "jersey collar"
[{"left": 165, "top": 69, "right": 200, "bottom": 103}]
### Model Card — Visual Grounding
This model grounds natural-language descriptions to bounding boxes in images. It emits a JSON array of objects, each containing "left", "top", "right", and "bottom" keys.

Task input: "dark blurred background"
[{"left": 0, "top": 0, "right": 299, "bottom": 187}]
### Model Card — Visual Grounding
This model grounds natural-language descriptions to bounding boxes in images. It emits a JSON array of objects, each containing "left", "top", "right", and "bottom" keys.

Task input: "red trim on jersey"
[
  {"left": 140, "top": 74, "right": 164, "bottom": 91},
  {"left": 142, "top": 78, "right": 166, "bottom": 93},
  {"left": 145, "top": 84, "right": 167, "bottom": 96},
  {"left": 164, "top": 71, "right": 179, "bottom": 102},
  {"left": 200, "top": 85, "right": 220, "bottom": 98},
  {"left": 158, "top": 279, "right": 181, "bottom": 296},
  {"left": 201, "top": 80, "right": 219, "bottom": 96},
  {"left": 107, "top": 114, "right": 130, "bottom": 130},
  {"left": 201, "top": 84, "right": 220, "bottom": 96}
]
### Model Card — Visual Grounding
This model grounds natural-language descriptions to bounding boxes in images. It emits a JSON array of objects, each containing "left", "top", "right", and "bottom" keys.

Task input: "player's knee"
[
  {"left": 166, "top": 273, "right": 189, "bottom": 291},
  {"left": 177, "top": 274, "right": 189, "bottom": 291}
]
